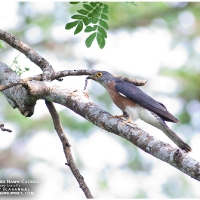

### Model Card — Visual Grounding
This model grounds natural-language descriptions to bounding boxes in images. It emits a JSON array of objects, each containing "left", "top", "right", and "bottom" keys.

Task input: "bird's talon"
[{"left": 121, "top": 118, "right": 136, "bottom": 126}]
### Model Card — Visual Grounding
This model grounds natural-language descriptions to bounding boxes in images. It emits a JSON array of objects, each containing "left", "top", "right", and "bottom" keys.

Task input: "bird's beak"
[{"left": 86, "top": 75, "right": 95, "bottom": 80}]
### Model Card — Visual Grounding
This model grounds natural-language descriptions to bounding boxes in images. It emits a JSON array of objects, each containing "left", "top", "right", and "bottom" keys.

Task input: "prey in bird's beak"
[
  {"left": 84, "top": 71, "right": 104, "bottom": 90},
  {"left": 84, "top": 75, "right": 93, "bottom": 90}
]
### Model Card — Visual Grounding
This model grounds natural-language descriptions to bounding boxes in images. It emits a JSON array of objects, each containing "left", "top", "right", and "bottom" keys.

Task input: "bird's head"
[{"left": 86, "top": 71, "right": 116, "bottom": 87}]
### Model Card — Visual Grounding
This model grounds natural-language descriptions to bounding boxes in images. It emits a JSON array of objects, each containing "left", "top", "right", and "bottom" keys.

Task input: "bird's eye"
[{"left": 96, "top": 72, "right": 102, "bottom": 78}]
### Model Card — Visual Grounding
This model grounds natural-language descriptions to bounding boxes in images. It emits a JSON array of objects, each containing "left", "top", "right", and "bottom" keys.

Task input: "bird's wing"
[{"left": 115, "top": 82, "right": 179, "bottom": 123}]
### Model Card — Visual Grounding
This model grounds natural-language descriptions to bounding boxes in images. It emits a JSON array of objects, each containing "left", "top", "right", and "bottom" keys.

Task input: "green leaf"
[
  {"left": 101, "top": 14, "right": 108, "bottom": 20},
  {"left": 99, "top": 19, "right": 109, "bottom": 30},
  {"left": 96, "top": 6, "right": 102, "bottom": 12},
  {"left": 93, "top": 12, "right": 100, "bottom": 18},
  {"left": 97, "top": 33, "right": 105, "bottom": 49},
  {"left": 85, "top": 25, "right": 97, "bottom": 32},
  {"left": 85, "top": 32, "right": 96, "bottom": 48},
  {"left": 69, "top": 2, "right": 80, "bottom": 4},
  {"left": 102, "top": 8, "right": 108, "bottom": 13},
  {"left": 83, "top": 17, "right": 92, "bottom": 26},
  {"left": 92, "top": 9, "right": 101, "bottom": 17},
  {"left": 83, "top": 4, "right": 93, "bottom": 11},
  {"left": 90, "top": 2, "right": 97, "bottom": 7},
  {"left": 103, "top": 4, "right": 109, "bottom": 9},
  {"left": 87, "top": 13, "right": 93, "bottom": 18},
  {"left": 71, "top": 14, "right": 85, "bottom": 20},
  {"left": 74, "top": 21, "right": 83, "bottom": 34},
  {"left": 77, "top": 9, "right": 89, "bottom": 15},
  {"left": 65, "top": 21, "right": 79, "bottom": 30},
  {"left": 92, "top": 18, "right": 99, "bottom": 24},
  {"left": 98, "top": 26, "right": 107, "bottom": 38}
]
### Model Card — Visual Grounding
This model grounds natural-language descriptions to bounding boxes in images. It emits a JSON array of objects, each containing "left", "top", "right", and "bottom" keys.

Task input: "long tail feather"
[
  {"left": 162, "top": 126, "right": 192, "bottom": 152},
  {"left": 150, "top": 112, "right": 192, "bottom": 152}
]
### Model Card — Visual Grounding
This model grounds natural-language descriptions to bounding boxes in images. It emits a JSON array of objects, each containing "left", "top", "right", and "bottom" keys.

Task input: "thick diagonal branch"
[
  {"left": 28, "top": 80, "right": 200, "bottom": 182},
  {"left": 45, "top": 101, "right": 93, "bottom": 199}
]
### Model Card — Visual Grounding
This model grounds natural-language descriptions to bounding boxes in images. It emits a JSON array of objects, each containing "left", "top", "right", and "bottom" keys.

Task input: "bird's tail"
[
  {"left": 161, "top": 126, "right": 192, "bottom": 152},
  {"left": 147, "top": 112, "right": 192, "bottom": 152}
]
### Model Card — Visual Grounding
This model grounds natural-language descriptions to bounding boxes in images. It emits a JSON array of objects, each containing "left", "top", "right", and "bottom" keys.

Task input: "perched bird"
[{"left": 86, "top": 71, "right": 191, "bottom": 152}]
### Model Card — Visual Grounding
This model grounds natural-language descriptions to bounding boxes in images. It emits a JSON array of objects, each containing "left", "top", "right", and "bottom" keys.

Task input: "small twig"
[
  {"left": 0, "top": 29, "right": 54, "bottom": 81},
  {"left": 0, "top": 121, "right": 12, "bottom": 132},
  {"left": 45, "top": 101, "right": 94, "bottom": 199},
  {"left": 115, "top": 75, "right": 147, "bottom": 86},
  {"left": 0, "top": 69, "right": 147, "bottom": 92}
]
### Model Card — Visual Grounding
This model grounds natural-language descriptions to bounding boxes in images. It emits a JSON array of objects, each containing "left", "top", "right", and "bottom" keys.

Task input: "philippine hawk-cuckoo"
[{"left": 86, "top": 71, "right": 191, "bottom": 152}]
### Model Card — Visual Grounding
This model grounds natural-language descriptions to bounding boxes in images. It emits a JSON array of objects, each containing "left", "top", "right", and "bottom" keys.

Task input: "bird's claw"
[{"left": 121, "top": 118, "right": 137, "bottom": 126}]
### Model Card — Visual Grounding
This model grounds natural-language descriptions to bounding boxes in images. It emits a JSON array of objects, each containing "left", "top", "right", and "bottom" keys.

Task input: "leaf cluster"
[
  {"left": 10, "top": 54, "right": 29, "bottom": 76},
  {"left": 65, "top": 2, "right": 109, "bottom": 49}
]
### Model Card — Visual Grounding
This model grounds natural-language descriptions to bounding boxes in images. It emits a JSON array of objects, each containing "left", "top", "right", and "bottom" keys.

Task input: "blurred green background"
[{"left": 0, "top": 2, "right": 200, "bottom": 199}]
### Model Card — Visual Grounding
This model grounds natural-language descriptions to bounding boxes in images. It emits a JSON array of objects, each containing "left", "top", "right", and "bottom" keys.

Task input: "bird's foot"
[{"left": 121, "top": 118, "right": 137, "bottom": 126}]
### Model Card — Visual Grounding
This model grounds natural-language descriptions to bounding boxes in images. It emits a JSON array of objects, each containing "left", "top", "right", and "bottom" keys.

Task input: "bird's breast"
[
  {"left": 105, "top": 81, "right": 137, "bottom": 114},
  {"left": 124, "top": 105, "right": 141, "bottom": 121}
]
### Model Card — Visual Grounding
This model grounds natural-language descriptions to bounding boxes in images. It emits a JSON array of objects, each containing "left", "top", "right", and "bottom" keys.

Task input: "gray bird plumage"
[{"left": 87, "top": 71, "right": 191, "bottom": 152}]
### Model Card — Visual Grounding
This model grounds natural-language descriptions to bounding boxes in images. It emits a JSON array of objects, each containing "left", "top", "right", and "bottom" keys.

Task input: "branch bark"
[
  {"left": 45, "top": 101, "right": 93, "bottom": 198},
  {"left": 0, "top": 61, "right": 36, "bottom": 116},
  {"left": 27, "top": 80, "right": 200, "bottom": 182}
]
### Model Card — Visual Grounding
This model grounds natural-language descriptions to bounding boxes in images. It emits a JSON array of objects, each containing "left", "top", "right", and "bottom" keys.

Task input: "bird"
[{"left": 86, "top": 71, "right": 191, "bottom": 152}]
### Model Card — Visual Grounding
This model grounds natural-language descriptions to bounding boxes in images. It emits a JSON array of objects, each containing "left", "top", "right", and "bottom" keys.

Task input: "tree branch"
[
  {"left": 0, "top": 61, "right": 36, "bottom": 117},
  {"left": 28, "top": 80, "right": 200, "bottom": 182},
  {"left": 45, "top": 101, "right": 93, "bottom": 199},
  {"left": 0, "top": 29, "right": 54, "bottom": 81},
  {"left": 0, "top": 69, "right": 147, "bottom": 92}
]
